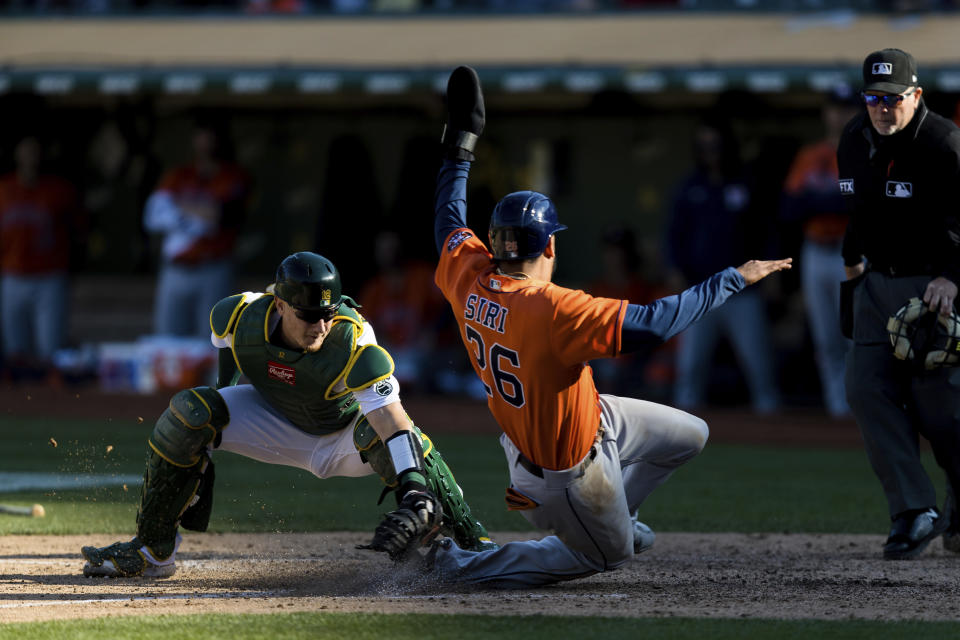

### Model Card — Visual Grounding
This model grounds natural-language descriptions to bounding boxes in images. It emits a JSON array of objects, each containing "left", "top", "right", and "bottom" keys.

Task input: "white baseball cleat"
[
  {"left": 81, "top": 534, "right": 180, "bottom": 578},
  {"left": 632, "top": 513, "right": 655, "bottom": 554}
]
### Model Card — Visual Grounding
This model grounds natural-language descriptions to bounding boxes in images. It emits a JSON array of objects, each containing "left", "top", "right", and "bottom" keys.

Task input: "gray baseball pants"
[{"left": 431, "top": 394, "right": 708, "bottom": 587}]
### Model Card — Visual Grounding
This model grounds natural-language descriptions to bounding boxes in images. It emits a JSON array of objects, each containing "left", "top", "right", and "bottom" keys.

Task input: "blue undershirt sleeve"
[
  {"left": 620, "top": 267, "right": 746, "bottom": 354},
  {"left": 434, "top": 159, "right": 472, "bottom": 255}
]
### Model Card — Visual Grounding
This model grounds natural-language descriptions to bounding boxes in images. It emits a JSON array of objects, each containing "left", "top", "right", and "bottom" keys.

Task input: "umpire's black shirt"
[{"left": 838, "top": 99, "right": 960, "bottom": 285}]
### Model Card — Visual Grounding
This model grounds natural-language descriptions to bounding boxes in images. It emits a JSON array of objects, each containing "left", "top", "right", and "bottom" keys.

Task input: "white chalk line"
[
  {"left": 1, "top": 558, "right": 323, "bottom": 568},
  {"left": 0, "top": 591, "right": 284, "bottom": 609},
  {"left": 385, "top": 593, "right": 629, "bottom": 600},
  {"left": 0, "top": 471, "right": 141, "bottom": 492}
]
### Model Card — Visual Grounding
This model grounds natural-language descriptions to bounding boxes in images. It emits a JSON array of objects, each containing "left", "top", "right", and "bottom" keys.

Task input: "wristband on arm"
[{"left": 385, "top": 430, "right": 426, "bottom": 492}]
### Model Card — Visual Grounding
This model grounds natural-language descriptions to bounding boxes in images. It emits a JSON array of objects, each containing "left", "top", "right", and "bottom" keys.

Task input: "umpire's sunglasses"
[
  {"left": 294, "top": 304, "right": 341, "bottom": 324},
  {"left": 861, "top": 90, "right": 915, "bottom": 107}
]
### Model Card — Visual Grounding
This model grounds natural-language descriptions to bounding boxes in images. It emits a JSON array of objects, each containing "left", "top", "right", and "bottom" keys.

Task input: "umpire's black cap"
[{"left": 863, "top": 49, "right": 918, "bottom": 94}]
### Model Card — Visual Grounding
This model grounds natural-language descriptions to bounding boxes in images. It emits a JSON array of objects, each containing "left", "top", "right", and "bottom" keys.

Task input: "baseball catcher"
[{"left": 81, "top": 251, "right": 495, "bottom": 577}]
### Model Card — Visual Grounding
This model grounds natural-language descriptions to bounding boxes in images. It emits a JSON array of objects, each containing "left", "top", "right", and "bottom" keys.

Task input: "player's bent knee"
[
  {"left": 675, "top": 415, "right": 708, "bottom": 461},
  {"left": 149, "top": 387, "right": 230, "bottom": 467},
  {"left": 689, "top": 416, "right": 709, "bottom": 451}
]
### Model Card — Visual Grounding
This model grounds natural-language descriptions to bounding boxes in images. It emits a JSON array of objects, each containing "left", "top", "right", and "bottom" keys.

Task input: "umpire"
[{"left": 839, "top": 48, "right": 960, "bottom": 559}]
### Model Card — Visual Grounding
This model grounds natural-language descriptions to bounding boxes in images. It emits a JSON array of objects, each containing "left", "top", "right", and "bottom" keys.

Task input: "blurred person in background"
[
  {"left": 0, "top": 135, "right": 85, "bottom": 383},
  {"left": 666, "top": 119, "right": 780, "bottom": 414},
  {"left": 143, "top": 119, "right": 251, "bottom": 338},
  {"left": 780, "top": 85, "right": 861, "bottom": 418},
  {"left": 358, "top": 229, "right": 445, "bottom": 392},
  {"left": 588, "top": 225, "right": 673, "bottom": 398}
]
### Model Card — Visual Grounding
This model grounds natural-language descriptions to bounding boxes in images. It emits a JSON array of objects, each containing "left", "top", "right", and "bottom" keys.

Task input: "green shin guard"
[
  {"left": 180, "top": 456, "right": 215, "bottom": 532},
  {"left": 135, "top": 450, "right": 208, "bottom": 559},
  {"left": 136, "top": 387, "right": 229, "bottom": 558},
  {"left": 354, "top": 420, "right": 496, "bottom": 552}
]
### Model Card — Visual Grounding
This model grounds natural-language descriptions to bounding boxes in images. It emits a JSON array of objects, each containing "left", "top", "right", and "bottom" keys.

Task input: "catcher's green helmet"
[{"left": 274, "top": 252, "right": 343, "bottom": 312}]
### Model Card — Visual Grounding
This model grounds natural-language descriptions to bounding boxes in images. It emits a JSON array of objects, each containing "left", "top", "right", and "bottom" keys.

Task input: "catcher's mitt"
[
  {"left": 887, "top": 297, "right": 960, "bottom": 370},
  {"left": 360, "top": 490, "right": 442, "bottom": 562}
]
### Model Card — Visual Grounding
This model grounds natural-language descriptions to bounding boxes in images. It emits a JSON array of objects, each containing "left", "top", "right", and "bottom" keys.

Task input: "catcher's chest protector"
[{"left": 232, "top": 296, "right": 361, "bottom": 434}]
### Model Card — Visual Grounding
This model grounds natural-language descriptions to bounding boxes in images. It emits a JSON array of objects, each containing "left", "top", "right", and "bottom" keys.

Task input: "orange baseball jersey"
[
  {"left": 0, "top": 174, "right": 78, "bottom": 275},
  {"left": 157, "top": 164, "right": 249, "bottom": 263},
  {"left": 436, "top": 228, "right": 627, "bottom": 470},
  {"left": 783, "top": 140, "right": 849, "bottom": 244}
]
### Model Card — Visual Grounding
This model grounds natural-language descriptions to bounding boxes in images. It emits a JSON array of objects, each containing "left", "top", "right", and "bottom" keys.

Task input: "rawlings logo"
[
  {"left": 872, "top": 62, "right": 893, "bottom": 75},
  {"left": 322, "top": 289, "right": 331, "bottom": 303},
  {"left": 374, "top": 380, "right": 393, "bottom": 396},
  {"left": 447, "top": 230, "right": 473, "bottom": 252},
  {"left": 267, "top": 361, "right": 296, "bottom": 385},
  {"left": 839, "top": 179, "right": 854, "bottom": 194}
]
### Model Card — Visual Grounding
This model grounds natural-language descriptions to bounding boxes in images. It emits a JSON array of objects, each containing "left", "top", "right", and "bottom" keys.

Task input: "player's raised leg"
[{"left": 605, "top": 395, "right": 709, "bottom": 516}]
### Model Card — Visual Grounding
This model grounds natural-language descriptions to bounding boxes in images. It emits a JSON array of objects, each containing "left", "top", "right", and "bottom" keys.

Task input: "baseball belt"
[
  {"left": 868, "top": 262, "right": 935, "bottom": 278},
  {"left": 515, "top": 424, "right": 604, "bottom": 479}
]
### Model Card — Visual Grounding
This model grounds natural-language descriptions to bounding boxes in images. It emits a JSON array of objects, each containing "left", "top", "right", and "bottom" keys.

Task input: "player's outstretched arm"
[
  {"left": 434, "top": 66, "right": 487, "bottom": 255},
  {"left": 621, "top": 259, "right": 793, "bottom": 353},
  {"left": 736, "top": 258, "right": 793, "bottom": 286},
  {"left": 441, "top": 66, "right": 485, "bottom": 162}
]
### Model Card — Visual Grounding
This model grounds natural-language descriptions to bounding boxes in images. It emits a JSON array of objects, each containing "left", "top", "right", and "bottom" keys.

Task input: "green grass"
[
  {"left": 0, "top": 416, "right": 947, "bottom": 536},
  {"left": 4, "top": 612, "right": 960, "bottom": 640}
]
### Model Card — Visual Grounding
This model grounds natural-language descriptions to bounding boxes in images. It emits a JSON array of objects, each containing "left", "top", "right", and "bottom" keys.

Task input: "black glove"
[
  {"left": 442, "top": 65, "right": 485, "bottom": 161},
  {"left": 362, "top": 489, "right": 443, "bottom": 562}
]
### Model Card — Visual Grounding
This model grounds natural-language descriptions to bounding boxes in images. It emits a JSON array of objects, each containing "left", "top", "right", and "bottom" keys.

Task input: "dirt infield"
[{"left": 3, "top": 531, "right": 960, "bottom": 624}]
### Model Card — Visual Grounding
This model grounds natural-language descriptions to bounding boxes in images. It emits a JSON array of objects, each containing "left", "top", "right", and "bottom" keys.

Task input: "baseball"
[{"left": 32, "top": 504, "right": 45, "bottom": 518}]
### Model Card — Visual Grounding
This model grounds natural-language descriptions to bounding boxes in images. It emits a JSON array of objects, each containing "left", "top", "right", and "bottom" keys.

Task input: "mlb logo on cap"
[{"left": 863, "top": 49, "right": 918, "bottom": 94}]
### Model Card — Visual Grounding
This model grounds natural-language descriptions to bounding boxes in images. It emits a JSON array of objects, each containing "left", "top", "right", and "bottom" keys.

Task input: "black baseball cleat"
[{"left": 883, "top": 507, "right": 949, "bottom": 560}]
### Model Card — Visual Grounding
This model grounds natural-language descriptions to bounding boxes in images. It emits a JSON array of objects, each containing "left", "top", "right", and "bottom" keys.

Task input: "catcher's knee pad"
[{"left": 149, "top": 387, "right": 230, "bottom": 468}]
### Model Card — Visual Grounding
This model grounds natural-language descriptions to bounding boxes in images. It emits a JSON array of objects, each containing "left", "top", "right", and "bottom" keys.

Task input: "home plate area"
[{"left": 1, "top": 531, "right": 959, "bottom": 624}]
